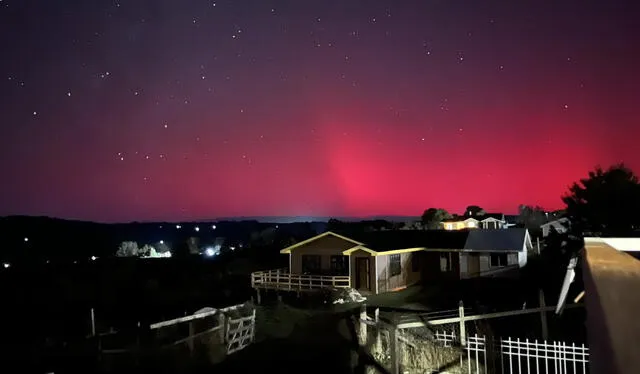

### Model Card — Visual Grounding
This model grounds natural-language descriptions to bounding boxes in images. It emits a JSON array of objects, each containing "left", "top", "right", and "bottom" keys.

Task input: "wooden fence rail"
[
  {"left": 95, "top": 302, "right": 256, "bottom": 365},
  {"left": 251, "top": 268, "right": 350, "bottom": 291}
]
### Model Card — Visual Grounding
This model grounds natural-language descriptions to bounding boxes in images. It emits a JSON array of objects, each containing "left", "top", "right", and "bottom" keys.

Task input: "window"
[
  {"left": 389, "top": 254, "right": 401, "bottom": 277},
  {"left": 490, "top": 253, "right": 508, "bottom": 267},
  {"left": 330, "top": 255, "right": 348, "bottom": 275},
  {"left": 301, "top": 255, "right": 321, "bottom": 273},
  {"left": 440, "top": 253, "right": 453, "bottom": 272},
  {"left": 411, "top": 253, "right": 420, "bottom": 272}
]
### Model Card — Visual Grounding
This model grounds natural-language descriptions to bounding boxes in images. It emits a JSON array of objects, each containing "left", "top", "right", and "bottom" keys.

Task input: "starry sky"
[{"left": 0, "top": 0, "right": 638, "bottom": 223}]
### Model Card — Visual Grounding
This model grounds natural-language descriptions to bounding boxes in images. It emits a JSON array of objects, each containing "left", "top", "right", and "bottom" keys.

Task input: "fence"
[
  {"left": 148, "top": 302, "right": 256, "bottom": 357},
  {"left": 250, "top": 268, "right": 350, "bottom": 291},
  {"left": 357, "top": 304, "right": 589, "bottom": 374},
  {"left": 96, "top": 302, "right": 256, "bottom": 370},
  {"left": 465, "top": 334, "right": 589, "bottom": 374}
]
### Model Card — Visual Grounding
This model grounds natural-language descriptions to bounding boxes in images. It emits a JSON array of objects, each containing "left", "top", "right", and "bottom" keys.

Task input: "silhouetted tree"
[
  {"left": 172, "top": 240, "right": 192, "bottom": 258},
  {"left": 187, "top": 237, "right": 200, "bottom": 254},
  {"left": 421, "top": 208, "right": 452, "bottom": 229},
  {"left": 116, "top": 241, "right": 139, "bottom": 257},
  {"left": 562, "top": 163, "right": 640, "bottom": 235},
  {"left": 327, "top": 218, "right": 344, "bottom": 231},
  {"left": 464, "top": 205, "right": 486, "bottom": 217},
  {"left": 518, "top": 205, "right": 548, "bottom": 230}
]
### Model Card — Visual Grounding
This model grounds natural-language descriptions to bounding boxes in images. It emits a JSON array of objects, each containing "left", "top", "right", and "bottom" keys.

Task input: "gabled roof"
[
  {"left": 343, "top": 230, "right": 470, "bottom": 252},
  {"left": 442, "top": 213, "right": 505, "bottom": 223},
  {"left": 540, "top": 217, "right": 571, "bottom": 228},
  {"left": 463, "top": 228, "right": 529, "bottom": 252},
  {"left": 442, "top": 217, "right": 479, "bottom": 223},
  {"left": 477, "top": 213, "right": 505, "bottom": 221},
  {"left": 280, "top": 228, "right": 530, "bottom": 256},
  {"left": 279, "top": 231, "right": 363, "bottom": 253}
]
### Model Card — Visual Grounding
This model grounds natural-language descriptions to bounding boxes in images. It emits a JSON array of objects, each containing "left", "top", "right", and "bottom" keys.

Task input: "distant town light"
[
  {"left": 2, "top": 263, "right": 10, "bottom": 269},
  {"left": 230, "top": 246, "right": 236, "bottom": 251},
  {"left": 90, "top": 256, "right": 97, "bottom": 261},
  {"left": 205, "top": 248, "right": 216, "bottom": 257},
  {"left": 24, "top": 237, "right": 29, "bottom": 242},
  {"left": 176, "top": 224, "right": 181, "bottom": 229},
  {"left": 212, "top": 225, "right": 217, "bottom": 230},
  {"left": 194, "top": 226, "right": 200, "bottom": 232},
  {"left": 159, "top": 240, "right": 164, "bottom": 244}
]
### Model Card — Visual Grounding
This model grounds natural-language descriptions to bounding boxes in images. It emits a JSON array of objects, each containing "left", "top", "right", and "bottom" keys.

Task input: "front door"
[{"left": 355, "top": 258, "right": 370, "bottom": 290}]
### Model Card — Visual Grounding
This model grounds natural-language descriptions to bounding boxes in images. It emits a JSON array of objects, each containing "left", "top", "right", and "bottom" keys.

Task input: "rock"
[{"left": 330, "top": 287, "right": 367, "bottom": 304}]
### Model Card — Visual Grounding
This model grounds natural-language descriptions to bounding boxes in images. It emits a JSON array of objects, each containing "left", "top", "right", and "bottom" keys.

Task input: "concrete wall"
[{"left": 583, "top": 241, "right": 640, "bottom": 374}]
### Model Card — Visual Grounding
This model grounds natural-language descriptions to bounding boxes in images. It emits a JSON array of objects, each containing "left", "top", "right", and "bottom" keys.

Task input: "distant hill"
[
  {"left": 211, "top": 216, "right": 420, "bottom": 223},
  {"left": 0, "top": 214, "right": 419, "bottom": 260}
]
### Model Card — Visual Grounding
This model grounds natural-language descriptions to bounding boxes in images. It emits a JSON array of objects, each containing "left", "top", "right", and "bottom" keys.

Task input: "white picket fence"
[
  {"left": 358, "top": 307, "right": 589, "bottom": 374},
  {"left": 434, "top": 330, "right": 589, "bottom": 374}
]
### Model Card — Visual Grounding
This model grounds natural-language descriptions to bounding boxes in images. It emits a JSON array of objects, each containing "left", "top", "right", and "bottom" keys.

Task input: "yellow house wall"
[
  {"left": 289, "top": 234, "right": 355, "bottom": 274},
  {"left": 376, "top": 252, "right": 421, "bottom": 293}
]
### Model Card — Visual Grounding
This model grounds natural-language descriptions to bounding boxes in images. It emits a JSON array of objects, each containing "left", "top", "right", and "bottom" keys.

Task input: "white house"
[
  {"left": 540, "top": 217, "right": 571, "bottom": 237},
  {"left": 442, "top": 213, "right": 507, "bottom": 230}
]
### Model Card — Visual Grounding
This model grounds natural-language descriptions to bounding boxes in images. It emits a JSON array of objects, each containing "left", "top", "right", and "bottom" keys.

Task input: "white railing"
[
  {"left": 251, "top": 268, "right": 350, "bottom": 290},
  {"left": 358, "top": 305, "right": 590, "bottom": 374},
  {"left": 463, "top": 334, "right": 589, "bottom": 374},
  {"left": 148, "top": 302, "right": 256, "bottom": 356}
]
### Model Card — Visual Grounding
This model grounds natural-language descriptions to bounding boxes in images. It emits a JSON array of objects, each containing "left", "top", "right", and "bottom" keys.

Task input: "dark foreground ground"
[{"left": 216, "top": 310, "right": 362, "bottom": 374}]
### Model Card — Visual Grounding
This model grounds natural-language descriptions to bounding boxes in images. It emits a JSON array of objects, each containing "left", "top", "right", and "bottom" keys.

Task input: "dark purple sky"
[{"left": 0, "top": 0, "right": 638, "bottom": 222}]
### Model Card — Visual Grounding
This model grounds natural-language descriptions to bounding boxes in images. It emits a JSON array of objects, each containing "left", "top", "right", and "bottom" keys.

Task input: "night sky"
[{"left": 0, "top": 1, "right": 638, "bottom": 222}]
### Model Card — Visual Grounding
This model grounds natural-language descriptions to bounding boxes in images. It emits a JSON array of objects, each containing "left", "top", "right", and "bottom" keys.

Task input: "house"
[
  {"left": 442, "top": 213, "right": 507, "bottom": 230},
  {"left": 540, "top": 217, "right": 571, "bottom": 237},
  {"left": 250, "top": 228, "right": 533, "bottom": 295},
  {"left": 420, "top": 228, "right": 533, "bottom": 280}
]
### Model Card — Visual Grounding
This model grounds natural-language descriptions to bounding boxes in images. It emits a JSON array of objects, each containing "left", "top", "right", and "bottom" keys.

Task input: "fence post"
[
  {"left": 217, "top": 312, "right": 226, "bottom": 345},
  {"left": 187, "top": 321, "right": 195, "bottom": 356},
  {"left": 459, "top": 301, "right": 466, "bottom": 347},
  {"left": 90, "top": 308, "right": 96, "bottom": 337},
  {"left": 359, "top": 304, "right": 367, "bottom": 346},
  {"left": 251, "top": 309, "right": 257, "bottom": 342},
  {"left": 374, "top": 308, "right": 381, "bottom": 351},
  {"left": 390, "top": 313, "right": 400, "bottom": 374},
  {"left": 539, "top": 289, "right": 549, "bottom": 341}
]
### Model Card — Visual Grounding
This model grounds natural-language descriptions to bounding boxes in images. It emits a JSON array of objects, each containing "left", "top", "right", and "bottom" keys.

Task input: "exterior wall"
[
  {"left": 479, "top": 218, "right": 505, "bottom": 229},
  {"left": 460, "top": 253, "right": 481, "bottom": 279},
  {"left": 420, "top": 251, "right": 461, "bottom": 282},
  {"left": 443, "top": 219, "right": 478, "bottom": 230},
  {"left": 376, "top": 252, "right": 422, "bottom": 293},
  {"left": 349, "top": 249, "right": 376, "bottom": 292},
  {"left": 289, "top": 235, "right": 356, "bottom": 274},
  {"left": 459, "top": 252, "right": 522, "bottom": 278},
  {"left": 517, "top": 250, "right": 528, "bottom": 267}
]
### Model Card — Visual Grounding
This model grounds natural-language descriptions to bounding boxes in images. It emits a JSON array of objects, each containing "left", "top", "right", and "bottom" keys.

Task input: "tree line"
[{"left": 421, "top": 163, "right": 640, "bottom": 236}]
